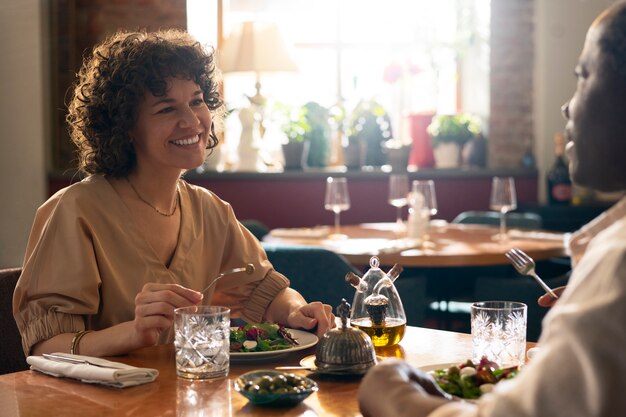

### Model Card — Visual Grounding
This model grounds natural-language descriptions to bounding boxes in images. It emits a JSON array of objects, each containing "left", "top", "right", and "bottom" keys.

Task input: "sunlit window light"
[{"left": 188, "top": 0, "right": 490, "bottom": 166}]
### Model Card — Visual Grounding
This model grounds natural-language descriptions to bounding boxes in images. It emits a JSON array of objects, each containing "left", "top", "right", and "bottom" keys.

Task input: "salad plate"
[
  {"left": 230, "top": 329, "right": 318, "bottom": 362},
  {"left": 418, "top": 362, "right": 460, "bottom": 373},
  {"left": 419, "top": 358, "right": 519, "bottom": 400}
]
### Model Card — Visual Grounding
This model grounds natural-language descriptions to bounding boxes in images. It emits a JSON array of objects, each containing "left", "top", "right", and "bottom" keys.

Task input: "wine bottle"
[{"left": 546, "top": 132, "right": 572, "bottom": 205}]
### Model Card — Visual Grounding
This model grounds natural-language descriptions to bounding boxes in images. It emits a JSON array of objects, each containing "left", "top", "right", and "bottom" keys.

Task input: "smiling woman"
[
  {"left": 14, "top": 29, "right": 336, "bottom": 361},
  {"left": 130, "top": 78, "right": 213, "bottom": 177}
]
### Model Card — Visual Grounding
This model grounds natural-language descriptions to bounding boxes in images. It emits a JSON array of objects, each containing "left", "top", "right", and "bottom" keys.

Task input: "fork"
[
  {"left": 505, "top": 248, "right": 559, "bottom": 299},
  {"left": 201, "top": 264, "right": 255, "bottom": 295}
]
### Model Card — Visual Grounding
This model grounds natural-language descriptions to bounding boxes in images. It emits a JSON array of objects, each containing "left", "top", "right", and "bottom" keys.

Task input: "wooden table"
[
  {"left": 0, "top": 327, "right": 535, "bottom": 416},
  {"left": 264, "top": 222, "right": 567, "bottom": 268}
]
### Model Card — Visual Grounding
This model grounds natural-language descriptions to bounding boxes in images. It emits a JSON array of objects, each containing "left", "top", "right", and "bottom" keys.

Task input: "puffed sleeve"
[
  {"left": 13, "top": 189, "right": 101, "bottom": 355},
  {"left": 208, "top": 203, "right": 289, "bottom": 322}
]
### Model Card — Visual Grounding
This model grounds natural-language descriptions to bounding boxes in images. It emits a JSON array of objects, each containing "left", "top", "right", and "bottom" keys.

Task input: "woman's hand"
[
  {"left": 286, "top": 301, "right": 336, "bottom": 337},
  {"left": 538, "top": 286, "right": 566, "bottom": 307},
  {"left": 132, "top": 283, "right": 203, "bottom": 348},
  {"left": 264, "top": 288, "right": 335, "bottom": 337}
]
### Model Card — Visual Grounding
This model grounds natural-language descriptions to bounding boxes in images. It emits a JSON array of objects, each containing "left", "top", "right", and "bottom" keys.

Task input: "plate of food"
[
  {"left": 420, "top": 357, "right": 520, "bottom": 400},
  {"left": 230, "top": 323, "right": 318, "bottom": 362}
]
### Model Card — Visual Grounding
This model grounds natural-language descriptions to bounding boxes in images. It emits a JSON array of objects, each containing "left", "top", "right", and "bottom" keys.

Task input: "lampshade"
[{"left": 219, "top": 21, "right": 298, "bottom": 74}]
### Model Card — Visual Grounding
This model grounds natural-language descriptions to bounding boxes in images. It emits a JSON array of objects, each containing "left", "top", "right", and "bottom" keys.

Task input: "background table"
[
  {"left": 264, "top": 222, "right": 567, "bottom": 268},
  {"left": 0, "top": 327, "right": 535, "bottom": 417}
]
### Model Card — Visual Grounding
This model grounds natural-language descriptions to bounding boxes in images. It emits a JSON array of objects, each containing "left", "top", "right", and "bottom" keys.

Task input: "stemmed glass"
[
  {"left": 490, "top": 177, "right": 517, "bottom": 242},
  {"left": 410, "top": 180, "right": 438, "bottom": 247},
  {"left": 388, "top": 174, "right": 409, "bottom": 233},
  {"left": 324, "top": 177, "right": 351, "bottom": 239}
]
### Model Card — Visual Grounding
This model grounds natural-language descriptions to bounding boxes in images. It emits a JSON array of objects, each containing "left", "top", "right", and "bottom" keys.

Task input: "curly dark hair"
[{"left": 67, "top": 29, "right": 224, "bottom": 177}]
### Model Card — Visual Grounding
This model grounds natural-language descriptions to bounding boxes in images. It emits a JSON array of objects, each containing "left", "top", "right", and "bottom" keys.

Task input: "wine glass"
[
  {"left": 388, "top": 174, "right": 409, "bottom": 233},
  {"left": 411, "top": 180, "right": 438, "bottom": 217},
  {"left": 324, "top": 177, "right": 351, "bottom": 239},
  {"left": 490, "top": 177, "right": 517, "bottom": 242},
  {"left": 410, "top": 180, "right": 438, "bottom": 247}
]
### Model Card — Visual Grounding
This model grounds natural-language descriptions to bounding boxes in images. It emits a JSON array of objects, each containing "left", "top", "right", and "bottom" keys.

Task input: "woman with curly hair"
[{"left": 13, "top": 29, "right": 334, "bottom": 357}]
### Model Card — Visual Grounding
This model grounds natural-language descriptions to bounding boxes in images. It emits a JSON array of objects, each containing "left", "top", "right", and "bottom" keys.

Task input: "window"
[{"left": 188, "top": 0, "right": 490, "bottom": 167}]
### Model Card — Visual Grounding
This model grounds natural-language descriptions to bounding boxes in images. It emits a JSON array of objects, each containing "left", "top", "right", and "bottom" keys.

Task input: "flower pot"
[
  {"left": 385, "top": 145, "right": 411, "bottom": 172},
  {"left": 462, "top": 134, "right": 487, "bottom": 168},
  {"left": 343, "top": 142, "right": 367, "bottom": 170},
  {"left": 282, "top": 141, "right": 310, "bottom": 170},
  {"left": 433, "top": 143, "right": 461, "bottom": 168}
]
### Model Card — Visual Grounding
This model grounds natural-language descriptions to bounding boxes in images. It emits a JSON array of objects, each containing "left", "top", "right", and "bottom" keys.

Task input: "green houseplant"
[
  {"left": 427, "top": 113, "right": 480, "bottom": 168},
  {"left": 279, "top": 102, "right": 330, "bottom": 169},
  {"left": 301, "top": 101, "right": 330, "bottom": 168},
  {"left": 427, "top": 114, "right": 480, "bottom": 148},
  {"left": 346, "top": 99, "right": 392, "bottom": 168}
]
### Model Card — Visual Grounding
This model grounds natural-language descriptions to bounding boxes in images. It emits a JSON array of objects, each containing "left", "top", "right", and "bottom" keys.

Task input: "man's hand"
[{"left": 538, "top": 286, "right": 566, "bottom": 307}]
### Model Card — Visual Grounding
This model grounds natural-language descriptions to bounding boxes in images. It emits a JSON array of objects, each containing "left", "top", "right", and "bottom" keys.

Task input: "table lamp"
[{"left": 219, "top": 21, "right": 298, "bottom": 171}]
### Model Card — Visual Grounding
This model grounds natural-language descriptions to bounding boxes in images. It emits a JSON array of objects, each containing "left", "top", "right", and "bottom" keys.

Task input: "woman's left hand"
[{"left": 287, "top": 301, "right": 335, "bottom": 337}]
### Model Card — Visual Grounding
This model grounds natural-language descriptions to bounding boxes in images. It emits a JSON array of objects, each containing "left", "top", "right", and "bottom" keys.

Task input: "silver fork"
[
  {"left": 201, "top": 264, "right": 255, "bottom": 295},
  {"left": 505, "top": 248, "right": 559, "bottom": 299}
]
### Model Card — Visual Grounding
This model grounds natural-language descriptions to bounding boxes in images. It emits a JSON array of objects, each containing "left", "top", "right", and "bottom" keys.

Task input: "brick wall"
[
  {"left": 51, "top": 0, "right": 187, "bottom": 170},
  {"left": 489, "top": 0, "right": 534, "bottom": 168}
]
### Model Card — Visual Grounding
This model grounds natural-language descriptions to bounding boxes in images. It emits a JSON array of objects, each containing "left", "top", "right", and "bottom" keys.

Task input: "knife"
[{"left": 42, "top": 353, "right": 127, "bottom": 369}]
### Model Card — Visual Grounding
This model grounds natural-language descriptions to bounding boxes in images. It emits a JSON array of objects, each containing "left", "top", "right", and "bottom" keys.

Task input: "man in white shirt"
[{"left": 358, "top": 2, "right": 626, "bottom": 416}]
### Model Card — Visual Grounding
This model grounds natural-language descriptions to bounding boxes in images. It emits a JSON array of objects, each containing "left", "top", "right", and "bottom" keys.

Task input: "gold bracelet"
[{"left": 70, "top": 330, "right": 93, "bottom": 355}]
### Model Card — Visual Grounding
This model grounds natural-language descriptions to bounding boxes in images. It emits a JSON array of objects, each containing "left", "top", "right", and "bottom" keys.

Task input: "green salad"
[
  {"left": 429, "top": 357, "right": 519, "bottom": 399},
  {"left": 230, "top": 323, "right": 299, "bottom": 353}
]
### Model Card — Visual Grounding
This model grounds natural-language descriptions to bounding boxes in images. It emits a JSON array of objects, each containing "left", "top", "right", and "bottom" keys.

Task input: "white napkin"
[{"left": 27, "top": 353, "right": 159, "bottom": 388}]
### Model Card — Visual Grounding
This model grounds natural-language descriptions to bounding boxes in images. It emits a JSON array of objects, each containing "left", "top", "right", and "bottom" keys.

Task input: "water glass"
[
  {"left": 471, "top": 301, "right": 527, "bottom": 368},
  {"left": 174, "top": 306, "right": 230, "bottom": 380}
]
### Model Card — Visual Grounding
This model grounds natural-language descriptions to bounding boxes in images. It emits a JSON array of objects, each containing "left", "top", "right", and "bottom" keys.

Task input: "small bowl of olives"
[{"left": 234, "top": 370, "right": 318, "bottom": 406}]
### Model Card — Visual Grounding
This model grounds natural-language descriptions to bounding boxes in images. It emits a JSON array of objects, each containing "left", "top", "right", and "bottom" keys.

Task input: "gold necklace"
[{"left": 126, "top": 178, "right": 179, "bottom": 217}]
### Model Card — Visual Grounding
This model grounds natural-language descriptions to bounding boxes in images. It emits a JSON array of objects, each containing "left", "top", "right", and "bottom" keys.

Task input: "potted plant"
[
  {"left": 278, "top": 102, "right": 331, "bottom": 170},
  {"left": 301, "top": 101, "right": 330, "bottom": 168},
  {"left": 279, "top": 104, "right": 311, "bottom": 170},
  {"left": 427, "top": 113, "right": 480, "bottom": 168},
  {"left": 345, "top": 99, "right": 392, "bottom": 169}
]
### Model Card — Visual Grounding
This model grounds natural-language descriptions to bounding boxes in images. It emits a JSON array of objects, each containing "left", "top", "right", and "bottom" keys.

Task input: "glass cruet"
[{"left": 345, "top": 256, "right": 406, "bottom": 347}]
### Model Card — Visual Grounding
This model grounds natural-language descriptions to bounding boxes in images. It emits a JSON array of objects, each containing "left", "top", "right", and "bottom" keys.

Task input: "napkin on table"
[{"left": 27, "top": 352, "right": 159, "bottom": 388}]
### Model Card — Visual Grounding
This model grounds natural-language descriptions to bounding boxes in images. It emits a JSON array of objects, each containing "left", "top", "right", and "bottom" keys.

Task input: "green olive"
[
  {"left": 256, "top": 375, "right": 274, "bottom": 389},
  {"left": 243, "top": 372, "right": 313, "bottom": 396},
  {"left": 246, "top": 384, "right": 261, "bottom": 394}
]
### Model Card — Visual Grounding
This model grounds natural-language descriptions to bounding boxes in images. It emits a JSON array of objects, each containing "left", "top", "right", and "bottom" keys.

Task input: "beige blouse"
[{"left": 13, "top": 175, "right": 289, "bottom": 355}]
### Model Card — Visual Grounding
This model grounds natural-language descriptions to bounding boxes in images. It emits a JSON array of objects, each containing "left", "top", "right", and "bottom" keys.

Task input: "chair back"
[
  {"left": 452, "top": 210, "right": 542, "bottom": 229},
  {"left": 262, "top": 244, "right": 359, "bottom": 306},
  {"left": 0, "top": 267, "right": 28, "bottom": 374},
  {"left": 241, "top": 219, "right": 271, "bottom": 240}
]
